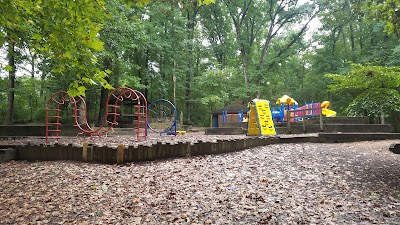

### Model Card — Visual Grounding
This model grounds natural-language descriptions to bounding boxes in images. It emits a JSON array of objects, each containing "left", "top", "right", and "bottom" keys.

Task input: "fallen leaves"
[{"left": 0, "top": 139, "right": 399, "bottom": 224}]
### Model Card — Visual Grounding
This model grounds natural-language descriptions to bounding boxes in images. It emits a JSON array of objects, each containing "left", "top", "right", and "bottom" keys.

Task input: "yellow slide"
[
  {"left": 321, "top": 101, "right": 337, "bottom": 117},
  {"left": 247, "top": 99, "right": 277, "bottom": 136},
  {"left": 322, "top": 108, "right": 337, "bottom": 117}
]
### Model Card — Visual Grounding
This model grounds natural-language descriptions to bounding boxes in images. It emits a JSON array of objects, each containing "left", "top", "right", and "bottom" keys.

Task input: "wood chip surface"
[{"left": 0, "top": 136, "right": 399, "bottom": 224}]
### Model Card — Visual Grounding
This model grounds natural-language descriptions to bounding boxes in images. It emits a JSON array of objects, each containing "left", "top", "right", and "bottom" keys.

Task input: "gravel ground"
[{"left": 0, "top": 136, "right": 400, "bottom": 224}]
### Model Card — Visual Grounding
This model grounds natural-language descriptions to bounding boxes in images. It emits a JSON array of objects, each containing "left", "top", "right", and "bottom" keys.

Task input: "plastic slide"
[
  {"left": 321, "top": 101, "right": 337, "bottom": 117},
  {"left": 322, "top": 108, "right": 337, "bottom": 117}
]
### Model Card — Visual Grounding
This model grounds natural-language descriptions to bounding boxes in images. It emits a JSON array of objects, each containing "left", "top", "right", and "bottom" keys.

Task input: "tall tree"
[
  {"left": 96, "top": 0, "right": 147, "bottom": 126},
  {"left": 0, "top": 0, "right": 111, "bottom": 124},
  {"left": 223, "top": 0, "right": 319, "bottom": 98}
]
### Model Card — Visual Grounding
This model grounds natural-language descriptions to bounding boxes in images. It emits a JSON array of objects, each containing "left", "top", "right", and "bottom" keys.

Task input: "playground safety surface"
[{"left": 1, "top": 139, "right": 399, "bottom": 224}]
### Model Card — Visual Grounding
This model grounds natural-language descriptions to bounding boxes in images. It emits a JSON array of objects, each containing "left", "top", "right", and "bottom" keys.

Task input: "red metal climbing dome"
[{"left": 46, "top": 88, "right": 147, "bottom": 142}]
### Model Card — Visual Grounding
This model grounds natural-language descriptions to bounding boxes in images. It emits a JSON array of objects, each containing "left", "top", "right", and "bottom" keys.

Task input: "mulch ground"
[{"left": 0, "top": 138, "right": 399, "bottom": 224}]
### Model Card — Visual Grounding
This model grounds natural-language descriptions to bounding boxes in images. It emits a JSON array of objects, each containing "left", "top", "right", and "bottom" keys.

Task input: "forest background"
[{"left": 0, "top": 0, "right": 399, "bottom": 130}]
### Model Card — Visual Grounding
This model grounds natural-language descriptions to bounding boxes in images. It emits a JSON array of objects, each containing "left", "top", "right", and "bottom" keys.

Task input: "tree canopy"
[{"left": 0, "top": 0, "right": 399, "bottom": 127}]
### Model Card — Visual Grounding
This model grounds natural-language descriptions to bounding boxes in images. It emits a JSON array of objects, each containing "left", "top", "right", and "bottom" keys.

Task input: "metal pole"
[
  {"left": 303, "top": 108, "right": 306, "bottom": 133},
  {"left": 180, "top": 111, "right": 183, "bottom": 130}
]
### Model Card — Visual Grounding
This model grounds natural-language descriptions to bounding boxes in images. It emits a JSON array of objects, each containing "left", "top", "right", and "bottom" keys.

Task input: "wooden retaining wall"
[
  {"left": 13, "top": 133, "right": 400, "bottom": 164},
  {"left": 17, "top": 137, "right": 280, "bottom": 164}
]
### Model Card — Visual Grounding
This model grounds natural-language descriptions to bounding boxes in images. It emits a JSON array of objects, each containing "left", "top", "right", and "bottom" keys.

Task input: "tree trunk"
[
  {"left": 185, "top": 8, "right": 198, "bottom": 124},
  {"left": 5, "top": 41, "right": 16, "bottom": 125},
  {"left": 349, "top": 24, "right": 356, "bottom": 62},
  {"left": 143, "top": 50, "right": 149, "bottom": 100},
  {"left": 96, "top": 58, "right": 112, "bottom": 126},
  {"left": 240, "top": 44, "right": 250, "bottom": 97}
]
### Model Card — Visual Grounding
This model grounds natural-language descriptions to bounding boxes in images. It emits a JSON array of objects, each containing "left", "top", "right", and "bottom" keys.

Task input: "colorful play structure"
[
  {"left": 46, "top": 87, "right": 148, "bottom": 142},
  {"left": 271, "top": 95, "right": 336, "bottom": 123},
  {"left": 46, "top": 88, "right": 180, "bottom": 142},
  {"left": 245, "top": 95, "right": 336, "bottom": 136},
  {"left": 247, "top": 99, "right": 277, "bottom": 136}
]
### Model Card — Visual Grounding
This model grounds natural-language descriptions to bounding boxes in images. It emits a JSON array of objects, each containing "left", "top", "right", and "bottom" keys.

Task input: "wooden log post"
[
  {"left": 319, "top": 107, "right": 324, "bottom": 131},
  {"left": 82, "top": 142, "right": 88, "bottom": 162},
  {"left": 169, "top": 143, "right": 177, "bottom": 158},
  {"left": 117, "top": 144, "right": 124, "bottom": 164},
  {"left": 211, "top": 142, "right": 217, "bottom": 154}
]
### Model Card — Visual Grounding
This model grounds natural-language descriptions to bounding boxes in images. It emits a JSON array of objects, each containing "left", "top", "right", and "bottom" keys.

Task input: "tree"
[
  {"left": 199, "top": 2, "right": 236, "bottom": 68},
  {"left": 326, "top": 64, "right": 400, "bottom": 125},
  {"left": 192, "top": 68, "right": 232, "bottom": 126},
  {"left": 95, "top": 0, "right": 148, "bottom": 126},
  {"left": 368, "top": 0, "right": 400, "bottom": 34},
  {"left": 0, "top": 0, "right": 111, "bottom": 124},
  {"left": 125, "top": 0, "right": 215, "bottom": 7},
  {"left": 0, "top": 0, "right": 34, "bottom": 124},
  {"left": 222, "top": 0, "right": 319, "bottom": 99}
]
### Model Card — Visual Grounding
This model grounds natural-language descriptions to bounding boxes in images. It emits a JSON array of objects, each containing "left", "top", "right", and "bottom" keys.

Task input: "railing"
[{"left": 286, "top": 106, "right": 323, "bottom": 133}]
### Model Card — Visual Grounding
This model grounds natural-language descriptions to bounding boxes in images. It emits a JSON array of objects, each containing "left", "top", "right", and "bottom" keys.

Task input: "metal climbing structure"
[
  {"left": 103, "top": 87, "right": 148, "bottom": 141},
  {"left": 45, "top": 87, "right": 147, "bottom": 142},
  {"left": 147, "top": 99, "right": 177, "bottom": 136},
  {"left": 46, "top": 91, "right": 70, "bottom": 142}
]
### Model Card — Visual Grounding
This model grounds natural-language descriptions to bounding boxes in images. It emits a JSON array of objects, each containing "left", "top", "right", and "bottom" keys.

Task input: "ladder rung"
[
  {"left": 132, "top": 120, "right": 146, "bottom": 123},
  {"left": 47, "top": 123, "right": 61, "bottom": 125},
  {"left": 107, "top": 113, "right": 120, "bottom": 116},
  {"left": 47, "top": 108, "right": 62, "bottom": 112},
  {"left": 47, "top": 116, "right": 61, "bottom": 118},
  {"left": 47, "top": 130, "right": 61, "bottom": 132}
]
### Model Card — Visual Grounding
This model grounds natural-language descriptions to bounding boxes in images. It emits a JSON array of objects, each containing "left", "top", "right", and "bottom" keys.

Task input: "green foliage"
[
  {"left": 0, "top": 0, "right": 112, "bottom": 97},
  {"left": 326, "top": 64, "right": 400, "bottom": 92},
  {"left": 193, "top": 68, "right": 232, "bottom": 108},
  {"left": 345, "top": 89, "right": 400, "bottom": 117},
  {"left": 191, "top": 67, "right": 234, "bottom": 125},
  {"left": 325, "top": 64, "right": 400, "bottom": 118},
  {"left": 124, "top": 0, "right": 215, "bottom": 7},
  {"left": 368, "top": 0, "right": 400, "bottom": 34},
  {"left": 2, "top": 0, "right": 400, "bottom": 127}
]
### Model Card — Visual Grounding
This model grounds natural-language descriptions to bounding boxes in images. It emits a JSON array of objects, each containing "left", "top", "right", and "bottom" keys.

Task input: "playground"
[
  {"left": 0, "top": 90, "right": 400, "bottom": 224},
  {"left": 0, "top": 90, "right": 399, "bottom": 163}
]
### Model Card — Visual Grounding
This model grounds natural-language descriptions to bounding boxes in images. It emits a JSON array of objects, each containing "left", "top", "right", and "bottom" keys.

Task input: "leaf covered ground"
[{"left": 1, "top": 140, "right": 399, "bottom": 224}]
